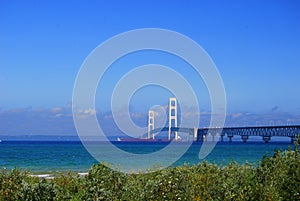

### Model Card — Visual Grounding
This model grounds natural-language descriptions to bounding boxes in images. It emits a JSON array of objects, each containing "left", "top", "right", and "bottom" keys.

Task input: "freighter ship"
[{"left": 116, "top": 137, "right": 170, "bottom": 142}]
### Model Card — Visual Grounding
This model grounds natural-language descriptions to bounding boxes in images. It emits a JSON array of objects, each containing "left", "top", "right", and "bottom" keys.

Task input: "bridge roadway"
[{"left": 150, "top": 125, "right": 300, "bottom": 143}]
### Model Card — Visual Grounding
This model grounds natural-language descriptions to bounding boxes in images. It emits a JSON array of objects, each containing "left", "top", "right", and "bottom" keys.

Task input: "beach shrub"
[
  {"left": 142, "top": 164, "right": 193, "bottom": 201},
  {"left": 80, "top": 163, "right": 127, "bottom": 200},
  {"left": 0, "top": 168, "right": 28, "bottom": 201},
  {"left": 54, "top": 173, "right": 84, "bottom": 200},
  {"left": 187, "top": 162, "right": 222, "bottom": 200},
  {"left": 220, "top": 162, "right": 256, "bottom": 201},
  {"left": 20, "top": 178, "right": 56, "bottom": 201},
  {"left": 255, "top": 143, "right": 300, "bottom": 201}
]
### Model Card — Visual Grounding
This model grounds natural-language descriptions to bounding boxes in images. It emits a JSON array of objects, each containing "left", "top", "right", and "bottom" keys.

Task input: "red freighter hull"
[{"left": 116, "top": 137, "right": 169, "bottom": 142}]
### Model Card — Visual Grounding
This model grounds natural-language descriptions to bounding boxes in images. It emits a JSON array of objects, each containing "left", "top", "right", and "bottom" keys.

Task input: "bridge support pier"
[
  {"left": 204, "top": 134, "right": 207, "bottom": 142},
  {"left": 220, "top": 134, "right": 224, "bottom": 142},
  {"left": 227, "top": 134, "right": 233, "bottom": 142},
  {"left": 263, "top": 136, "right": 271, "bottom": 143},
  {"left": 196, "top": 129, "right": 207, "bottom": 142},
  {"left": 241, "top": 135, "right": 248, "bottom": 143},
  {"left": 212, "top": 133, "right": 216, "bottom": 142},
  {"left": 198, "top": 133, "right": 205, "bottom": 142},
  {"left": 193, "top": 128, "right": 198, "bottom": 141}
]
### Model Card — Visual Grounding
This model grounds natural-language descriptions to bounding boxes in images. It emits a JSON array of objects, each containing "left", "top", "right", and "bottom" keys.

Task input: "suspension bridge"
[{"left": 147, "top": 98, "right": 300, "bottom": 143}]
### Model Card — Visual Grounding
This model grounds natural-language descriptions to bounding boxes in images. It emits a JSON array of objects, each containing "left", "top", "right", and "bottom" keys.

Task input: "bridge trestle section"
[
  {"left": 148, "top": 126, "right": 299, "bottom": 143},
  {"left": 195, "top": 126, "right": 300, "bottom": 143}
]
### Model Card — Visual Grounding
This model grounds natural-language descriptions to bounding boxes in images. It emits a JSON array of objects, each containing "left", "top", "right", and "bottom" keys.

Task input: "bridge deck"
[{"left": 149, "top": 125, "right": 300, "bottom": 143}]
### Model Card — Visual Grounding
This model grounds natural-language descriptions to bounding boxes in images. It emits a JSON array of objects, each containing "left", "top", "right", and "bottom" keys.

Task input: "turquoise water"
[{"left": 0, "top": 141, "right": 294, "bottom": 172}]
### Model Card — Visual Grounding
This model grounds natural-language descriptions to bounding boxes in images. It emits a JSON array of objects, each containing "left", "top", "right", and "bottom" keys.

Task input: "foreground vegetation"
[{"left": 1, "top": 142, "right": 299, "bottom": 201}]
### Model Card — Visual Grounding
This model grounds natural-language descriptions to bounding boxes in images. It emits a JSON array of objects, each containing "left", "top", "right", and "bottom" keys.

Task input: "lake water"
[{"left": 0, "top": 141, "right": 294, "bottom": 172}]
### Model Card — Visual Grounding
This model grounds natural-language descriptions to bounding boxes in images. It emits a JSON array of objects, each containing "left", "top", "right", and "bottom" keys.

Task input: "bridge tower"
[
  {"left": 148, "top": 110, "right": 155, "bottom": 139},
  {"left": 168, "top": 98, "right": 178, "bottom": 140}
]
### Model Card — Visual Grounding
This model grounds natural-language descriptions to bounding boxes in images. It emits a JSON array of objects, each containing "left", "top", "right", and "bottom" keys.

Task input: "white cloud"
[
  {"left": 55, "top": 113, "right": 63, "bottom": 117},
  {"left": 231, "top": 113, "right": 243, "bottom": 118},
  {"left": 51, "top": 107, "right": 63, "bottom": 113}
]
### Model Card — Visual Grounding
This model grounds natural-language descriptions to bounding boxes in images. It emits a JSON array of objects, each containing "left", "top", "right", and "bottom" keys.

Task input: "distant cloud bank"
[{"left": 0, "top": 103, "right": 299, "bottom": 137}]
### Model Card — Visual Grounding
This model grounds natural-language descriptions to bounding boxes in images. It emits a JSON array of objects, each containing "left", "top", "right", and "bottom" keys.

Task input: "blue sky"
[{"left": 0, "top": 0, "right": 300, "bottom": 136}]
